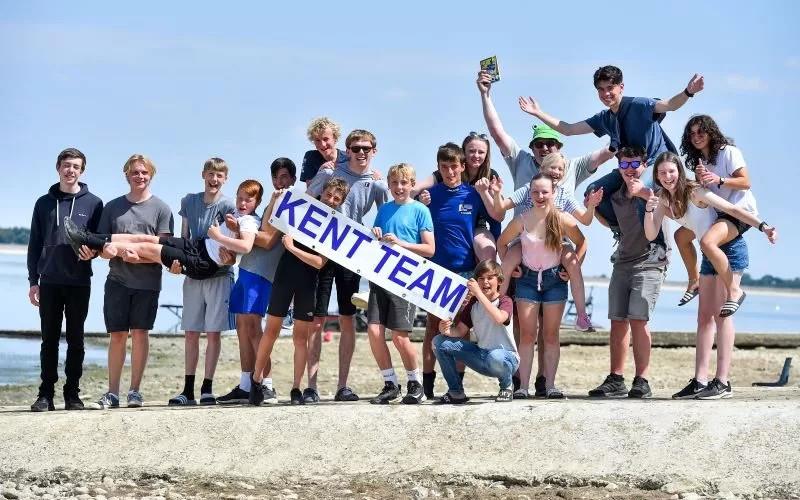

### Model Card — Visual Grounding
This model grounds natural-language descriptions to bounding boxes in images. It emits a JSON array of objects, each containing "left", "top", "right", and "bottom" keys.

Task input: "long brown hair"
[
  {"left": 461, "top": 132, "right": 492, "bottom": 184},
  {"left": 652, "top": 152, "right": 699, "bottom": 219},
  {"left": 530, "top": 174, "right": 564, "bottom": 252}
]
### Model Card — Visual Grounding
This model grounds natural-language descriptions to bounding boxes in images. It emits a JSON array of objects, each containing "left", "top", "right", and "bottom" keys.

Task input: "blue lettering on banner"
[
  {"left": 298, "top": 204, "right": 328, "bottom": 239},
  {"left": 388, "top": 255, "right": 419, "bottom": 288},
  {"left": 319, "top": 217, "right": 351, "bottom": 251},
  {"left": 432, "top": 278, "right": 467, "bottom": 314},
  {"left": 406, "top": 269, "right": 434, "bottom": 299},
  {"left": 274, "top": 192, "right": 307, "bottom": 226},
  {"left": 346, "top": 228, "right": 372, "bottom": 259},
  {"left": 374, "top": 245, "right": 400, "bottom": 273}
]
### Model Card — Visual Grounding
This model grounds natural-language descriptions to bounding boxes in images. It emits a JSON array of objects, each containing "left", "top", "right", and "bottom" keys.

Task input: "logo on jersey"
[{"left": 458, "top": 203, "right": 473, "bottom": 215}]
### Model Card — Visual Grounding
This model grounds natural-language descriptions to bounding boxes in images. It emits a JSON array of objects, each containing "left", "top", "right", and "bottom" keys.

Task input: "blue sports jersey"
[{"left": 428, "top": 183, "right": 493, "bottom": 273}]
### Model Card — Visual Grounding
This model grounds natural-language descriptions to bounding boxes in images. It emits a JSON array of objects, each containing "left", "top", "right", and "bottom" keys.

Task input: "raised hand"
[
  {"left": 585, "top": 187, "right": 604, "bottom": 208},
  {"left": 489, "top": 175, "right": 503, "bottom": 195},
  {"left": 518, "top": 96, "right": 541, "bottom": 116},
  {"left": 645, "top": 194, "right": 660, "bottom": 213},
  {"left": 686, "top": 74, "right": 705, "bottom": 95},
  {"left": 466, "top": 278, "right": 482, "bottom": 296},
  {"left": 764, "top": 225, "right": 778, "bottom": 244},
  {"left": 474, "top": 177, "right": 490, "bottom": 193},
  {"left": 476, "top": 70, "right": 492, "bottom": 95}
]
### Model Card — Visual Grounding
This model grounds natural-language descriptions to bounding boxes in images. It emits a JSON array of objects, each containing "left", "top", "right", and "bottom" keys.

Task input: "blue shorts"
[
  {"left": 514, "top": 265, "right": 568, "bottom": 305},
  {"left": 229, "top": 268, "right": 273, "bottom": 316},
  {"left": 700, "top": 235, "right": 749, "bottom": 276}
]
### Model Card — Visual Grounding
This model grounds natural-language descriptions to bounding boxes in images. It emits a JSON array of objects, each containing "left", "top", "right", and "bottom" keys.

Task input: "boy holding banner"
[{"left": 367, "top": 163, "right": 435, "bottom": 404}]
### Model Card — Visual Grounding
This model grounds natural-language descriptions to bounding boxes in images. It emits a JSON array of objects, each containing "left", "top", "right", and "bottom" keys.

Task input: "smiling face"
[
  {"left": 531, "top": 139, "right": 562, "bottom": 164},
  {"left": 617, "top": 155, "right": 646, "bottom": 186},
  {"left": 347, "top": 140, "right": 376, "bottom": 173},
  {"left": 595, "top": 79, "right": 624, "bottom": 109},
  {"left": 388, "top": 173, "right": 414, "bottom": 203},
  {"left": 126, "top": 160, "right": 152, "bottom": 192},
  {"left": 540, "top": 155, "right": 566, "bottom": 184},
  {"left": 530, "top": 177, "right": 554, "bottom": 209},
  {"left": 320, "top": 186, "right": 345, "bottom": 209},
  {"left": 312, "top": 127, "right": 338, "bottom": 162},
  {"left": 57, "top": 157, "right": 84, "bottom": 190},
  {"left": 463, "top": 138, "right": 488, "bottom": 175},
  {"left": 656, "top": 160, "right": 683, "bottom": 195},
  {"left": 202, "top": 169, "right": 228, "bottom": 196},
  {"left": 689, "top": 124, "right": 710, "bottom": 155},
  {"left": 475, "top": 271, "right": 500, "bottom": 300},
  {"left": 437, "top": 160, "right": 464, "bottom": 188}
]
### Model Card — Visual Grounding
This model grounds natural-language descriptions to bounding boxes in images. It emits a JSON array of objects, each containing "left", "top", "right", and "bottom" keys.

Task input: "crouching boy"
[{"left": 433, "top": 260, "right": 518, "bottom": 403}]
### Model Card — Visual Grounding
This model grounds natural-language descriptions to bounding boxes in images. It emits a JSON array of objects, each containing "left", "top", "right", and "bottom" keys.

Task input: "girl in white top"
[{"left": 643, "top": 152, "right": 777, "bottom": 398}]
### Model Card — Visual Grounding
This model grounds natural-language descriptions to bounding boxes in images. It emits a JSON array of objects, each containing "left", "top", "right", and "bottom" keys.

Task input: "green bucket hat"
[{"left": 531, "top": 124, "right": 563, "bottom": 144}]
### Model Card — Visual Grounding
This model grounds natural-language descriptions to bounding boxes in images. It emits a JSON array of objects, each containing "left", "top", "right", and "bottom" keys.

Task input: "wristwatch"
[
  {"left": 758, "top": 221, "right": 769, "bottom": 232},
  {"left": 718, "top": 177, "right": 725, "bottom": 188}
]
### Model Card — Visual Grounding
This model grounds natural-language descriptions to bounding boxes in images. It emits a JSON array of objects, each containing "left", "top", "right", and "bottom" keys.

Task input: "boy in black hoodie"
[{"left": 27, "top": 148, "right": 103, "bottom": 411}]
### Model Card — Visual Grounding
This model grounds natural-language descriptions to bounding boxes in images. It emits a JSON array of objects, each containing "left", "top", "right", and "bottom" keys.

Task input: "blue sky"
[{"left": 2, "top": 1, "right": 798, "bottom": 280}]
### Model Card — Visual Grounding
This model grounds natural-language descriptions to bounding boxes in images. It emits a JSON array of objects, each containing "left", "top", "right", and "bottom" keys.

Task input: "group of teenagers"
[{"left": 27, "top": 64, "right": 778, "bottom": 412}]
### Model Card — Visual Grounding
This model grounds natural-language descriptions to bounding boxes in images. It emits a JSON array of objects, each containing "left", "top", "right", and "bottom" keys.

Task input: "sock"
[
  {"left": 696, "top": 378, "right": 708, "bottom": 386},
  {"left": 406, "top": 369, "right": 420, "bottom": 383},
  {"left": 263, "top": 377, "right": 273, "bottom": 390},
  {"left": 240, "top": 372, "right": 251, "bottom": 391},
  {"left": 381, "top": 368, "right": 398, "bottom": 385},
  {"left": 182, "top": 375, "right": 195, "bottom": 399},
  {"left": 422, "top": 371, "right": 436, "bottom": 398},
  {"left": 200, "top": 378, "right": 213, "bottom": 395}
]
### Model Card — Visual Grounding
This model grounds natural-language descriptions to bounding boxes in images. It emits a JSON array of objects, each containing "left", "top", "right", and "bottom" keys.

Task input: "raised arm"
[
  {"left": 475, "top": 177, "right": 513, "bottom": 222},
  {"left": 588, "top": 144, "right": 616, "bottom": 172},
  {"left": 478, "top": 71, "right": 514, "bottom": 157},
  {"left": 654, "top": 74, "right": 705, "bottom": 113},
  {"left": 643, "top": 194, "right": 669, "bottom": 241},
  {"left": 518, "top": 96, "right": 593, "bottom": 136},
  {"left": 570, "top": 188, "right": 603, "bottom": 226},
  {"left": 466, "top": 279, "right": 510, "bottom": 325}
]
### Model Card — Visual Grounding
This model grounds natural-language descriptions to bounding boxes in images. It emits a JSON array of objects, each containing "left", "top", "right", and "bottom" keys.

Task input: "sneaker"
[
  {"left": 575, "top": 313, "right": 596, "bottom": 333},
  {"left": 168, "top": 394, "right": 197, "bottom": 406},
  {"left": 95, "top": 392, "right": 120, "bottom": 409},
  {"left": 422, "top": 372, "right": 436, "bottom": 399},
  {"left": 370, "top": 382, "right": 401, "bottom": 404},
  {"left": 249, "top": 381, "right": 265, "bottom": 406},
  {"left": 695, "top": 378, "right": 732, "bottom": 400},
  {"left": 546, "top": 387, "right": 566, "bottom": 399},
  {"left": 672, "top": 378, "right": 707, "bottom": 400},
  {"left": 628, "top": 376, "right": 652, "bottom": 399},
  {"left": 434, "top": 392, "right": 469, "bottom": 405},
  {"left": 334, "top": 386, "right": 360, "bottom": 402},
  {"left": 401, "top": 381, "right": 426, "bottom": 404},
  {"left": 31, "top": 395, "right": 55, "bottom": 412},
  {"left": 199, "top": 393, "right": 216, "bottom": 405},
  {"left": 533, "top": 376, "right": 546, "bottom": 398},
  {"left": 495, "top": 388, "right": 513, "bottom": 402},
  {"left": 127, "top": 390, "right": 144, "bottom": 407},
  {"left": 290, "top": 388, "right": 305, "bottom": 405},
  {"left": 263, "top": 386, "right": 279, "bottom": 404},
  {"left": 302, "top": 387, "right": 320, "bottom": 404},
  {"left": 217, "top": 385, "right": 249, "bottom": 405},
  {"left": 513, "top": 388, "right": 529, "bottom": 400},
  {"left": 64, "top": 393, "right": 84, "bottom": 411},
  {"left": 588, "top": 374, "right": 627, "bottom": 398},
  {"left": 350, "top": 291, "right": 369, "bottom": 310}
]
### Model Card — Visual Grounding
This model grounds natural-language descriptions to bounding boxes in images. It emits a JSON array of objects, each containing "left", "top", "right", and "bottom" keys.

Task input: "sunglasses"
[
  {"left": 349, "top": 146, "right": 373, "bottom": 154},
  {"left": 533, "top": 140, "right": 558, "bottom": 149},
  {"left": 468, "top": 131, "right": 489, "bottom": 140},
  {"left": 618, "top": 160, "right": 643, "bottom": 169}
]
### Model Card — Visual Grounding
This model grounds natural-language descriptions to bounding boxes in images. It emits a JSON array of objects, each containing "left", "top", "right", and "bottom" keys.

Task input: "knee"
[
  {"left": 432, "top": 334, "right": 449, "bottom": 353},
  {"left": 392, "top": 333, "right": 410, "bottom": 348},
  {"left": 675, "top": 226, "right": 695, "bottom": 245},
  {"left": 699, "top": 235, "right": 716, "bottom": 254},
  {"left": 487, "top": 350, "right": 509, "bottom": 373}
]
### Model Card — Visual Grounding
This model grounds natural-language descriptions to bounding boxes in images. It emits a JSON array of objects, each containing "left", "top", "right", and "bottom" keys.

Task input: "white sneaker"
[
  {"left": 127, "top": 390, "right": 144, "bottom": 408},
  {"left": 350, "top": 291, "right": 369, "bottom": 310}
]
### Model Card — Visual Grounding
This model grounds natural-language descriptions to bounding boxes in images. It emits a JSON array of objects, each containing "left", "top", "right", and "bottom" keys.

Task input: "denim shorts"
[
  {"left": 514, "top": 265, "right": 568, "bottom": 304},
  {"left": 700, "top": 235, "right": 749, "bottom": 276}
]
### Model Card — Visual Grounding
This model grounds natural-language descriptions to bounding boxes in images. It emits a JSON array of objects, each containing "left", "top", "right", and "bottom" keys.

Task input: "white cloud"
[{"left": 725, "top": 74, "right": 767, "bottom": 92}]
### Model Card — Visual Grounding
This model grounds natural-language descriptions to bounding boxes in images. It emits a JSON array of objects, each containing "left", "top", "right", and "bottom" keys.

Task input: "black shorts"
[
  {"left": 367, "top": 284, "right": 416, "bottom": 332},
  {"left": 267, "top": 252, "right": 318, "bottom": 322},
  {"left": 716, "top": 212, "right": 751, "bottom": 236},
  {"left": 103, "top": 279, "right": 160, "bottom": 333},
  {"left": 314, "top": 261, "right": 361, "bottom": 317},
  {"left": 158, "top": 237, "right": 219, "bottom": 280}
]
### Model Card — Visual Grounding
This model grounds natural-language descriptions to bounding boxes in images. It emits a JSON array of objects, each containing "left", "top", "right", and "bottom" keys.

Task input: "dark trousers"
[
  {"left": 38, "top": 283, "right": 91, "bottom": 398},
  {"left": 585, "top": 169, "right": 623, "bottom": 228}
]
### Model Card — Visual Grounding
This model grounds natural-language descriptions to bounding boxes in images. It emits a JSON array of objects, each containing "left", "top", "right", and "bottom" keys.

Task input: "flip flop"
[
  {"left": 678, "top": 287, "right": 699, "bottom": 306},
  {"left": 720, "top": 291, "right": 747, "bottom": 318},
  {"left": 168, "top": 394, "right": 197, "bottom": 406}
]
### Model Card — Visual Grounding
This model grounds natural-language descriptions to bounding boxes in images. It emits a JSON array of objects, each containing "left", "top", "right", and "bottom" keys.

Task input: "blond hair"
[
  {"left": 203, "top": 157, "right": 229, "bottom": 175},
  {"left": 123, "top": 154, "right": 156, "bottom": 177},
  {"left": 307, "top": 117, "right": 341, "bottom": 142},
  {"left": 540, "top": 153, "right": 566, "bottom": 175},
  {"left": 387, "top": 163, "right": 416, "bottom": 183}
]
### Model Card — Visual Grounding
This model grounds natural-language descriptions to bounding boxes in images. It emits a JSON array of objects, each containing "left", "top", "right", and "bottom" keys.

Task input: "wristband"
[
  {"left": 684, "top": 88, "right": 695, "bottom": 98},
  {"left": 718, "top": 177, "right": 725, "bottom": 188},
  {"left": 758, "top": 221, "right": 769, "bottom": 232},
  {"left": 645, "top": 208, "right": 655, "bottom": 213}
]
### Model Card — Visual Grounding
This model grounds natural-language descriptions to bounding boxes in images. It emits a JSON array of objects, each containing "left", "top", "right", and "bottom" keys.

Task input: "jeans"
[{"left": 433, "top": 334, "right": 520, "bottom": 392}]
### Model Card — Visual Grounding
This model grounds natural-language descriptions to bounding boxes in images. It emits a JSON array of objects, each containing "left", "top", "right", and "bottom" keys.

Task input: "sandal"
[
  {"left": 167, "top": 394, "right": 197, "bottom": 406},
  {"left": 720, "top": 291, "right": 747, "bottom": 317},
  {"left": 678, "top": 283, "right": 700, "bottom": 306},
  {"left": 434, "top": 393, "right": 469, "bottom": 405}
]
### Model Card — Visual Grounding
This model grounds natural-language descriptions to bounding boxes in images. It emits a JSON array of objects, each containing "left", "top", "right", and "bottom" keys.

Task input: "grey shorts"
[
  {"left": 608, "top": 265, "right": 665, "bottom": 322},
  {"left": 367, "top": 284, "right": 416, "bottom": 332},
  {"left": 181, "top": 274, "right": 234, "bottom": 332}
]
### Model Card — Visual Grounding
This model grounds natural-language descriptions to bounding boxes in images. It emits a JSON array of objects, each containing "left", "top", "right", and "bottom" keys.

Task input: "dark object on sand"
[{"left": 752, "top": 357, "right": 792, "bottom": 387}]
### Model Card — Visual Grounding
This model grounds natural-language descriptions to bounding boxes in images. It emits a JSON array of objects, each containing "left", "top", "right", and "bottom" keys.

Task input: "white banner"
[{"left": 269, "top": 189, "right": 468, "bottom": 319}]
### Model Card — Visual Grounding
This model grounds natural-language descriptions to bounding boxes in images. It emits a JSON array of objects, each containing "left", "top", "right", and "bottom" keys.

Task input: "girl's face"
[
  {"left": 464, "top": 139, "right": 488, "bottom": 173},
  {"left": 656, "top": 161, "right": 681, "bottom": 194},
  {"left": 530, "top": 178, "right": 554, "bottom": 209},
  {"left": 689, "top": 124, "right": 710, "bottom": 152},
  {"left": 540, "top": 158, "right": 566, "bottom": 183}
]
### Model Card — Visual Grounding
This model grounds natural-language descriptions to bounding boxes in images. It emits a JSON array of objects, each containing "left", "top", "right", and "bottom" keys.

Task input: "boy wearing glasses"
[
  {"left": 588, "top": 146, "right": 669, "bottom": 399},
  {"left": 306, "top": 129, "right": 389, "bottom": 402}
]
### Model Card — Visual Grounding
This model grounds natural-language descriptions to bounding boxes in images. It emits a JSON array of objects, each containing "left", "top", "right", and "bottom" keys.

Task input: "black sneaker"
[
  {"left": 672, "top": 378, "right": 707, "bottom": 400},
  {"left": 334, "top": 386, "right": 359, "bottom": 402},
  {"left": 422, "top": 372, "right": 436, "bottom": 399},
  {"left": 370, "top": 382, "right": 401, "bottom": 404},
  {"left": 290, "top": 388, "right": 305, "bottom": 405},
  {"left": 249, "top": 381, "right": 265, "bottom": 406},
  {"left": 302, "top": 387, "right": 320, "bottom": 404},
  {"left": 495, "top": 388, "right": 513, "bottom": 402},
  {"left": 218, "top": 385, "right": 250, "bottom": 405},
  {"left": 588, "top": 374, "right": 628, "bottom": 397},
  {"left": 31, "top": 395, "right": 55, "bottom": 412},
  {"left": 63, "top": 216, "right": 108, "bottom": 254},
  {"left": 401, "top": 381, "right": 426, "bottom": 404},
  {"left": 64, "top": 393, "right": 84, "bottom": 411},
  {"left": 534, "top": 375, "right": 546, "bottom": 398},
  {"left": 695, "top": 378, "right": 732, "bottom": 400},
  {"left": 628, "top": 376, "right": 653, "bottom": 399}
]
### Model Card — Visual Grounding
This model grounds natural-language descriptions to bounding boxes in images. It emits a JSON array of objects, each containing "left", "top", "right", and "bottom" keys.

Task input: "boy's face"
[
  {"left": 595, "top": 79, "right": 624, "bottom": 109},
  {"left": 313, "top": 128, "right": 338, "bottom": 161},
  {"left": 437, "top": 160, "right": 464, "bottom": 188},
  {"left": 235, "top": 190, "right": 259, "bottom": 215},
  {"left": 202, "top": 169, "right": 228, "bottom": 195},
  {"left": 57, "top": 157, "right": 84, "bottom": 188},
  {"left": 272, "top": 167, "right": 295, "bottom": 190},
  {"left": 617, "top": 155, "right": 646, "bottom": 184},
  {"left": 320, "top": 187, "right": 345, "bottom": 209},
  {"left": 347, "top": 140, "right": 376, "bottom": 171},
  {"left": 126, "top": 161, "right": 152, "bottom": 191},
  {"left": 388, "top": 174, "right": 414, "bottom": 202},
  {"left": 475, "top": 271, "right": 500, "bottom": 298}
]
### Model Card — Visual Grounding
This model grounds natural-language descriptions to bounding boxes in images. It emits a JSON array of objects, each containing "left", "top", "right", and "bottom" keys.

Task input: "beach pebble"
[
  {"left": 411, "top": 486, "right": 429, "bottom": 499},
  {"left": 1, "top": 487, "right": 21, "bottom": 499},
  {"left": 605, "top": 483, "right": 619, "bottom": 490}
]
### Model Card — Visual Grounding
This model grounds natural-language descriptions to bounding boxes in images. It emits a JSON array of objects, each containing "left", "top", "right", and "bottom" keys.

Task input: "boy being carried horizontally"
[{"left": 367, "top": 163, "right": 435, "bottom": 405}]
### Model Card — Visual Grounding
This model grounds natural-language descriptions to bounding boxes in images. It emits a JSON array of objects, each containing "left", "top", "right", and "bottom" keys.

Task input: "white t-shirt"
[
  {"left": 705, "top": 145, "right": 758, "bottom": 216},
  {"left": 204, "top": 213, "right": 260, "bottom": 265}
]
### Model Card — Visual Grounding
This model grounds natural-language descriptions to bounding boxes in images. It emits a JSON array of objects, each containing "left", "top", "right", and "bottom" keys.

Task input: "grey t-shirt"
[
  {"left": 307, "top": 164, "right": 389, "bottom": 222},
  {"left": 611, "top": 185, "right": 669, "bottom": 270},
  {"left": 238, "top": 207, "right": 284, "bottom": 282},
  {"left": 98, "top": 195, "right": 174, "bottom": 291},
  {"left": 178, "top": 192, "right": 236, "bottom": 277}
]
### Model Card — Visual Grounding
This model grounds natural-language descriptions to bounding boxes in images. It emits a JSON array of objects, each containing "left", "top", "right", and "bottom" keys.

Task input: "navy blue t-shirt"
[{"left": 300, "top": 148, "right": 348, "bottom": 182}]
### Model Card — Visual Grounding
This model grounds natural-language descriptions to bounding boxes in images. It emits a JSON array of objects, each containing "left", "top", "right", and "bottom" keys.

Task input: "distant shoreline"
[{"left": 0, "top": 244, "right": 25, "bottom": 256}]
